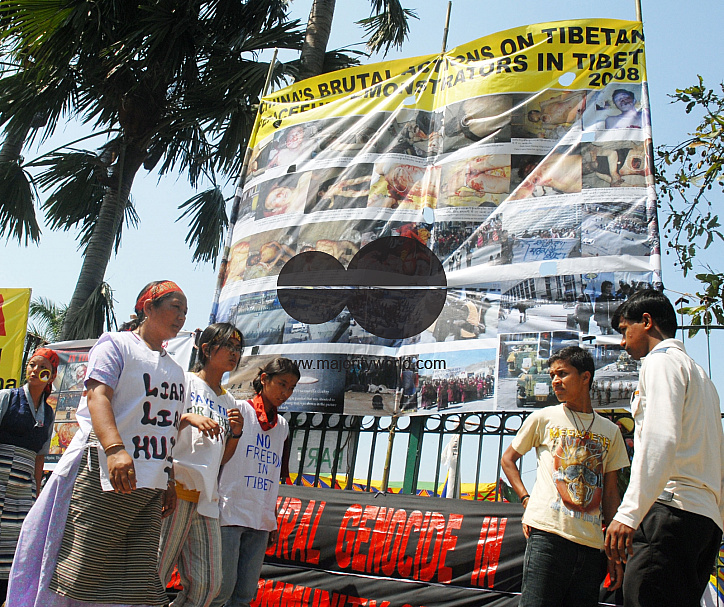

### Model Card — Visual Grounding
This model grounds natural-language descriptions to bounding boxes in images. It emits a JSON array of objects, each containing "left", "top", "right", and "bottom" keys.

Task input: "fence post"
[{"left": 402, "top": 416, "right": 424, "bottom": 495}]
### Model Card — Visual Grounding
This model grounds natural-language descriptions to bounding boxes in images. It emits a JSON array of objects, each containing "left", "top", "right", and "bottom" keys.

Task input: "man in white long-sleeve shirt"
[{"left": 605, "top": 289, "right": 724, "bottom": 607}]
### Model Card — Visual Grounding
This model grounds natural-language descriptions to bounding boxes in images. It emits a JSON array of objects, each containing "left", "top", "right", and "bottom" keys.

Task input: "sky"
[{"left": 4, "top": 0, "right": 724, "bottom": 391}]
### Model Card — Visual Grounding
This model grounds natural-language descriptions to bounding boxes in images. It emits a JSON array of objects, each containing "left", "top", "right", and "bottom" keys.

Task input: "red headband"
[
  {"left": 135, "top": 281, "right": 183, "bottom": 314},
  {"left": 32, "top": 347, "right": 59, "bottom": 372}
]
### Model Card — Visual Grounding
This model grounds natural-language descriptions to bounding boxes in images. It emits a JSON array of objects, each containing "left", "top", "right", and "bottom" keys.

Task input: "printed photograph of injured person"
[
  {"left": 511, "top": 90, "right": 588, "bottom": 139},
  {"left": 509, "top": 150, "right": 582, "bottom": 199}
]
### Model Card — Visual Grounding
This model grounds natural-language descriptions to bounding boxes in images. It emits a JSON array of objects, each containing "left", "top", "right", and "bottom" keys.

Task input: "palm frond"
[
  {"left": 177, "top": 187, "right": 228, "bottom": 264},
  {"left": 60, "top": 281, "right": 117, "bottom": 340},
  {"left": 357, "top": 1, "right": 417, "bottom": 55},
  {"left": 28, "top": 296, "right": 67, "bottom": 343},
  {"left": 32, "top": 150, "right": 138, "bottom": 253},
  {"left": 0, "top": 160, "right": 40, "bottom": 244}
]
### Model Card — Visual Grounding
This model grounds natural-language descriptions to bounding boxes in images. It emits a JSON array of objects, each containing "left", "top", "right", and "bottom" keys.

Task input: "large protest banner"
[
  {"left": 255, "top": 485, "right": 525, "bottom": 607},
  {"left": 255, "top": 485, "right": 624, "bottom": 606},
  {"left": 0, "top": 288, "right": 31, "bottom": 390},
  {"left": 213, "top": 19, "right": 659, "bottom": 416}
]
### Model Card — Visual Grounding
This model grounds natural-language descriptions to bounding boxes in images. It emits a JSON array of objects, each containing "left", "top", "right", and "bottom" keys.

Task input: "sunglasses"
[
  {"left": 560, "top": 464, "right": 599, "bottom": 486},
  {"left": 218, "top": 342, "right": 243, "bottom": 354}
]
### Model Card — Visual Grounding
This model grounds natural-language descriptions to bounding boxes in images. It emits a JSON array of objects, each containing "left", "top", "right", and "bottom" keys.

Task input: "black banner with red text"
[{"left": 255, "top": 485, "right": 525, "bottom": 606}]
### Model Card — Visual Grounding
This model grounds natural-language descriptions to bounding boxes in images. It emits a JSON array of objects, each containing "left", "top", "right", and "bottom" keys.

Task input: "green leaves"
[
  {"left": 32, "top": 149, "right": 138, "bottom": 254},
  {"left": 656, "top": 77, "right": 724, "bottom": 331},
  {"left": 59, "top": 281, "right": 118, "bottom": 340},
  {"left": 0, "top": 0, "right": 304, "bottom": 264},
  {"left": 27, "top": 296, "right": 67, "bottom": 343},
  {"left": 357, "top": 1, "right": 417, "bottom": 55},
  {"left": 0, "top": 160, "right": 39, "bottom": 244},
  {"left": 177, "top": 186, "right": 228, "bottom": 265}
]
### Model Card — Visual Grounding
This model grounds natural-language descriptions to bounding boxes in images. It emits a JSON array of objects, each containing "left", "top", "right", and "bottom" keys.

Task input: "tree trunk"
[
  {"left": 60, "top": 145, "right": 145, "bottom": 340},
  {"left": 0, "top": 123, "right": 30, "bottom": 164},
  {"left": 297, "top": 0, "right": 336, "bottom": 82}
]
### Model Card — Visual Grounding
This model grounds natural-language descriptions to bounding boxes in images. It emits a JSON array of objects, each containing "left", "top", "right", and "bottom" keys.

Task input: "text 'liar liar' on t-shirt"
[{"left": 74, "top": 331, "right": 186, "bottom": 491}]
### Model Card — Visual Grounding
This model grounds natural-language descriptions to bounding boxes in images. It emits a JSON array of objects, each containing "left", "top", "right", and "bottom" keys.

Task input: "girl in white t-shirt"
[
  {"left": 159, "top": 323, "right": 245, "bottom": 607},
  {"left": 210, "top": 358, "right": 300, "bottom": 607}
]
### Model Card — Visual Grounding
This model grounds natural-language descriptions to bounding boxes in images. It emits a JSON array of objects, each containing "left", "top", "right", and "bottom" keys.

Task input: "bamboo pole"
[
  {"left": 441, "top": 2, "right": 452, "bottom": 53},
  {"left": 380, "top": 416, "right": 397, "bottom": 493},
  {"left": 383, "top": 3, "right": 455, "bottom": 494}
]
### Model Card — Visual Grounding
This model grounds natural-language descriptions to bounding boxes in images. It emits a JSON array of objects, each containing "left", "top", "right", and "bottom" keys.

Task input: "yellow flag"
[{"left": 0, "top": 288, "right": 31, "bottom": 390}]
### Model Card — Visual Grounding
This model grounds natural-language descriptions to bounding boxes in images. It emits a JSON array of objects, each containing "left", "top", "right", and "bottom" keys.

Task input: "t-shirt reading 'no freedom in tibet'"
[
  {"left": 512, "top": 404, "right": 630, "bottom": 549},
  {"left": 217, "top": 399, "right": 288, "bottom": 532}
]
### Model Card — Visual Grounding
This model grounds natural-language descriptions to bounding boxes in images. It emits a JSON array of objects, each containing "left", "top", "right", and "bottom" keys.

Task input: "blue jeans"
[
  {"left": 210, "top": 525, "right": 269, "bottom": 607},
  {"left": 520, "top": 528, "right": 604, "bottom": 607}
]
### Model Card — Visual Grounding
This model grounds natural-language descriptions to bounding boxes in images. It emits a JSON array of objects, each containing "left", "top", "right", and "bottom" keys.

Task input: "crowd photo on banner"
[{"left": 1, "top": 12, "right": 723, "bottom": 607}]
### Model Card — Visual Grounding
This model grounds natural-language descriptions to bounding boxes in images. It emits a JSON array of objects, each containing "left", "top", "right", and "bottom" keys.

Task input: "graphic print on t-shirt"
[{"left": 550, "top": 428, "right": 609, "bottom": 523}]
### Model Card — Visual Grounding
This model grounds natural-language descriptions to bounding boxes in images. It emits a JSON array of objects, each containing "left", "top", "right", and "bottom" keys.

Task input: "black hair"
[
  {"left": 252, "top": 357, "right": 301, "bottom": 393},
  {"left": 548, "top": 346, "right": 595, "bottom": 390},
  {"left": 120, "top": 280, "right": 183, "bottom": 332},
  {"left": 612, "top": 288, "right": 677, "bottom": 337},
  {"left": 612, "top": 88, "right": 635, "bottom": 101},
  {"left": 193, "top": 323, "right": 244, "bottom": 371}
]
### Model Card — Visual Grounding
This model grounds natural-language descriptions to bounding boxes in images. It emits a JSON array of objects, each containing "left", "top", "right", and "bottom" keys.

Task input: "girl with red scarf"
[{"left": 211, "top": 358, "right": 299, "bottom": 607}]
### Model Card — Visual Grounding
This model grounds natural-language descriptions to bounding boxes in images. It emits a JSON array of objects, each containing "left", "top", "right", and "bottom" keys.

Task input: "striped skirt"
[
  {"left": 0, "top": 444, "right": 36, "bottom": 580},
  {"left": 48, "top": 448, "right": 167, "bottom": 605},
  {"left": 0, "top": 445, "right": 36, "bottom": 580}
]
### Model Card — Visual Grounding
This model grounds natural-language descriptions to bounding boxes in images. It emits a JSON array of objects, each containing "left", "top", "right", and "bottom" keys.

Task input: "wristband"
[
  {"left": 230, "top": 430, "right": 243, "bottom": 439},
  {"left": 520, "top": 494, "right": 530, "bottom": 503}
]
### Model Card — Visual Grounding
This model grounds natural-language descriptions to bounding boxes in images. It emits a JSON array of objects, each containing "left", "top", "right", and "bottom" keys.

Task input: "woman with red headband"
[
  {"left": 0, "top": 348, "right": 57, "bottom": 602},
  {"left": 8, "top": 280, "right": 188, "bottom": 607}
]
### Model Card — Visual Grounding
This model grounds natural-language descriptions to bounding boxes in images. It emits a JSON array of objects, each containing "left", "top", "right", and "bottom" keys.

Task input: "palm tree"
[
  {"left": 27, "top": 282, "right": 116, "bottom": 344},
  {"left": 27, "top": 296, "right": 67, "bottom": 344},
  {"left": 0, "top": 0, "right": 307, "bottom": 340},
  {"left": 297, "top": 0, "right": 417, "bottom": 82}
]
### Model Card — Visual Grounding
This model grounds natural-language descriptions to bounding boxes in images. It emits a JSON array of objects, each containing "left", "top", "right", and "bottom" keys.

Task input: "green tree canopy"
[{"left": 0, "top": 0, "right": 306, "bottom": 339}]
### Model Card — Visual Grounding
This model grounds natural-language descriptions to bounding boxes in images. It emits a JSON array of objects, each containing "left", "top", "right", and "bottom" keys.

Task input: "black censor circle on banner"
[{"left": 277, "top": 236, "right": 447, "bottom": 340}]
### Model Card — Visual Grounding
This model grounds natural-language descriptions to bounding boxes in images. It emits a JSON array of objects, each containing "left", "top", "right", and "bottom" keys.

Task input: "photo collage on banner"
[
  {"left": 214, "top": 18, "right": 660, "bottom": 415},
  {"left": 44, "top": 346, "right": 91, "bottom": 466}
]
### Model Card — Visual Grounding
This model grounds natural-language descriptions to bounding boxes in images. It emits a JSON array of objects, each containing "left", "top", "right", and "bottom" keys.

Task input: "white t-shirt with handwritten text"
[
  {"left": 74, "top": 331, "right": 185, "bottom": 491},
  {"left": 173, "top": 372, "right": 237, "bottom": 517},
  {"left": 217, "top": 400, "right": 288, "bottom": 531}
]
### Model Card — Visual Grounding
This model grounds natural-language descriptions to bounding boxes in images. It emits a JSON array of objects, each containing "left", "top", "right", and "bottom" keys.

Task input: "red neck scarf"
[{"left": 251, "top": 393, "right": 277, "bottom": 431}]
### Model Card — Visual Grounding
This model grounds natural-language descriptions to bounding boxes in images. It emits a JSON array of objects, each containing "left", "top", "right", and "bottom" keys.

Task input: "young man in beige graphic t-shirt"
[{"left": 502, "top": 346, "right": 629, "bottom": 607}]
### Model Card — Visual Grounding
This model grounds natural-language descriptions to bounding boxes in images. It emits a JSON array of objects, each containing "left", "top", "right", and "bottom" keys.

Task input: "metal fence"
[{"left": 285, "top": 409, "right": 635, "bottom": 500}]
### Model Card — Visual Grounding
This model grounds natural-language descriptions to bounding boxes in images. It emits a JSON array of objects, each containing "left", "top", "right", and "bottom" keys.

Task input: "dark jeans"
[
  {"left": 520, "top": 528, "right": 604, "bottom": 607},
  {"left": 623, "top": 502, "right": 722, "bottom": 607}
]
